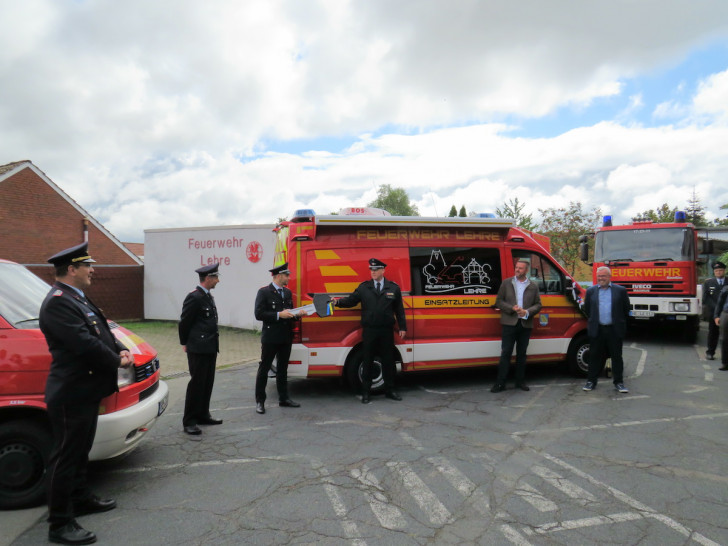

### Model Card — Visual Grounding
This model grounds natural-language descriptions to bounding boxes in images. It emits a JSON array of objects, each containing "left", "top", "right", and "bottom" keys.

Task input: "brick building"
[{"left": 0, "top": 160, "right": 144, "bottom": 319}]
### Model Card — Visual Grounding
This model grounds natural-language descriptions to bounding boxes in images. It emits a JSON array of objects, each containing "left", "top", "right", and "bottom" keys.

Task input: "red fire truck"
[
  {"left": 271, "top": 208, "right": 590, "bottom": 390},
  {"left": 579, "top": 212, "right": 703, "bottom": 342}
]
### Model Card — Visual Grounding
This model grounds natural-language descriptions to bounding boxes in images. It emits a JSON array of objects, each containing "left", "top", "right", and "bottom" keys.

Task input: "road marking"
[
  {"left": 500, "top": 523, "right": 534, "bottom": 545},
  {"left": 514, "top": 483, "right": 558, "bottom": 512},
  {"left": 510, "top": 385, "right": 548, "bottom": 422},
  {"left": 311, "top": 459, "right": 367, "bottom": 546},
  {"left": 351, "top": 466, "right": 407, "bottom": 530},
  {"left": 531, "top": 465, "right": 597, "bottom": 503},
  {"left": 220, "top": 426, "right": 270, "bottom": 433},
  {"left": 684, "top": 385, "right": 711, "bottom": 393},
  {"left": 702, "top": 365, "right": 714, "bottom": 382},
  {"left": 399, "top": 431, "right": 425, "bottom": 450},
  {"left": 428, "top": 456, "right": 490, "bottom": 515},
  {"left": 524, "top": 511, "right": 643, "bottom": 535},
  {"left": 628, "top": 342, "right": 647, "bottom": 378},
  {"left": 387, "top": 461, "right": 452, "bottom": 526},
  {"left": 512, "top": 411, "right": 728, "bottom": 437},
  {"left": 540, "top": 451, "right": 722, "bottom": 546}
]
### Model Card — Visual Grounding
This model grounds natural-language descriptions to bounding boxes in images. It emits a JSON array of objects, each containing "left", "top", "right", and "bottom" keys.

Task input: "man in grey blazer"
[{"left": 491, "top": 259, "right": 542, "bottom": 392}]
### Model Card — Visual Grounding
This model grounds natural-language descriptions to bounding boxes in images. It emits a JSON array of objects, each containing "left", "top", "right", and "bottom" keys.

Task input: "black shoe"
[
  {"left": 183, "top": 425, "right": 202, "bottom": 435},
  {"left": 256, "top": 402, "right": 265, "bottom": 414},
  {"left": 361, "top": 392, "right": 370, "bottom": 404},
  {"left": 73, "top": 495, "right": 116, "bottom": 517},
  {"left": 706, "top": 352, "right": 715, "bottom": 361},
  {"left": 279, "top": 399, "right": 301, "bottom": 407},
  {"left": 385, "top": 391, "right": 402, "bottom": 401},
  {"left": 198, "top": 417, "right": 223, "bottom": 425},
  {"left": 720, "top": 365, "right": 728, "bottom": 371},
  {"left": 515, "top": 384, "right": 530, "bottom": 391},
  {"left": 490, "top": 384, "right": 505, "bottom": 393},
  {"left": 49, "top": 521, "right": 97, "bottom": 545}
]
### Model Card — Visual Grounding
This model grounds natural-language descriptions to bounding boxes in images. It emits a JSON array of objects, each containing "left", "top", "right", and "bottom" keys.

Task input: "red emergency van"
[
  {"left": 0, "top": 259, "right": 169, "bottom": 509},
  {"left": 273, "top": 209, "right": 589, "bottom": 391}
]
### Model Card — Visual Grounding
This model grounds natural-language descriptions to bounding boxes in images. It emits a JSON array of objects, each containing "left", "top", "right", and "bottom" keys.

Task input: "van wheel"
[
  {"left": 346, "top": 350, "right": 385, "bottom": 393},
  {"left": 567, "top": 334, "right": 590, "bottom": 376},
  {"left": 0, "top": 420, "right": 52, "bottom": 509}
]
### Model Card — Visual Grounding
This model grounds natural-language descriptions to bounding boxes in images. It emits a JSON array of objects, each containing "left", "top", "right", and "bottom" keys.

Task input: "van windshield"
[{"left": 0, "top": 263, "right": 51, "bottom": 329}]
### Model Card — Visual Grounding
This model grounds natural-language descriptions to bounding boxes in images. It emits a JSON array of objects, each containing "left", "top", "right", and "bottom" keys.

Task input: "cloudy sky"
[{"left": 2, "top": 0, "right": 728, "bottom": 242}]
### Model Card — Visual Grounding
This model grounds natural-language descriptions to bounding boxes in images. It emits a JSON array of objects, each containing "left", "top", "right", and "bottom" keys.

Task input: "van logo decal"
[{"left": 423, "top": 250, "right": 493, "bottom": 294}]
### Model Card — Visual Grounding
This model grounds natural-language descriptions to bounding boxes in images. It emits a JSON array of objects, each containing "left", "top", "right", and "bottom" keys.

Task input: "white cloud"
[{"left": 0, "top": 0, "right": 727, "bottom": 240}]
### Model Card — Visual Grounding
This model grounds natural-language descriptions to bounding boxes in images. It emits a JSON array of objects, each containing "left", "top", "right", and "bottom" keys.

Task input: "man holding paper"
[{"left": 254, "top": 263, "right": 303, "bottom": 414}]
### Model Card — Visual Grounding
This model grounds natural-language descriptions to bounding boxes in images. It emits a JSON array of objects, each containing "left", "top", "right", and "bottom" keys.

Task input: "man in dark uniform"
[
  {"left": 39, "top": 242, "right": 133, "bottom": 545},
  {"left": 254, "top": 263, "right": 303, "bottom": 414},
  {"left": 713, "top": 282, "right": 728, "bottom": 371},
  {"left": 335, "top": 258, "right": 407, "bottom": 404},
  {"left": 702, "top": 261, "right": 725, "bottom": 361},
  {"left": 179, "top": 263, "right": 222, "bottom": 435}
]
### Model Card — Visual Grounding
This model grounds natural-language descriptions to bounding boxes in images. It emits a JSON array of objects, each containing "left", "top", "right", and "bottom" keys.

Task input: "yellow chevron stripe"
[
  {"left": 320, "top": 265, "right": 358, "bottom": 276},
  {"left": 315, "top": 250, "right": 341, "bottom": 259}
]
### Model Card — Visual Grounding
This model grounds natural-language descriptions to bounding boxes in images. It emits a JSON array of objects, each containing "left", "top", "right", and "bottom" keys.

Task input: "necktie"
[
  {"left": 377, "top": 282, "right": 382, "bottom": 292},
  {"left": 278, "top": 289, "right": 284, "bottom": 298}
]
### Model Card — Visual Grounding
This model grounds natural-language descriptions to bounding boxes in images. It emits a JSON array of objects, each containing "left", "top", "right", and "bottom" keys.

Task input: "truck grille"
[
  {"left": 617, "top": 281, "right": 685, "bottom": 294},
  {"left": 135, "top": 357, "right": 160, "bottom": 382}
]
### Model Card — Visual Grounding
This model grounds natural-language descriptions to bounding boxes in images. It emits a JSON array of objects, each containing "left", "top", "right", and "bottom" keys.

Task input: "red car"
[{"left": 0, "top": 259, "right": 168, "bottom": 509}]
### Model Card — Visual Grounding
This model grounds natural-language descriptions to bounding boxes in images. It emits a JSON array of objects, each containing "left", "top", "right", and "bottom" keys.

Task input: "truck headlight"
[
  {"left": 671, "top": 302, "right": 690, "bottom": 312},
  {"left": 118, "top": 365, "right": 135, "bottom": 387}
]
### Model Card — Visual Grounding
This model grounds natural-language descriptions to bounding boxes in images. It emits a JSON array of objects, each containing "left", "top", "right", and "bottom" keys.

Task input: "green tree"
[
  {"left": 458, "top": 205, "right": 467, "bottom": 217},
  {"left": 538, "top": 201, "right": 602, "bottom": 275},
  {"left": 496, "top": 197, "right": 538, "bottom": 231},
  {"left": 711, "top": 203, "right": 728, "bottom": 226},
  {"left": 685, "top": 188, "right": 708, "bottom": 227},
  {"left": 448, "top": 205, "right": 457, "bottom": 217},
  {"left": 632, "top": 203, "right": 677, "bottom": 223},
  {"left": 367, "top": 184, "right": 419, "bottom": 216}
]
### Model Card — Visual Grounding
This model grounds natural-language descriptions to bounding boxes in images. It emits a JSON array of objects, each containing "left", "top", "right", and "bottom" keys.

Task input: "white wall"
[{"left": 144, "top": 225, "right": 276, "bottom": 330}]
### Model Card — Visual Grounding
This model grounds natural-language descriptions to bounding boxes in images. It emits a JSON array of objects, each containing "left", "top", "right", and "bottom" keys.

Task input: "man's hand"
[
  {"left": 513, "top": 305, "right": 527, "bottom": 318},
  {"left": 120, "top": 350, "right": 134, "bottom": 367},
  {"left": 280, "top": 309, "right": 296, "bottom": 319},
  {"left": 398, "top": 330, "right": 406, "bottom": 339},
  {"left": 182, "top": 345, "right": 187, "bottom": 353},
  {"left": 716, "top": 317, "right": 721, "bottom": 326}
]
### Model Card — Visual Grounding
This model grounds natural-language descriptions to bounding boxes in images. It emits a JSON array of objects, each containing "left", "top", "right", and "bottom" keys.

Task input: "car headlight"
[
  {"left": 670, "top": 302, "right": 690, "bottom": 312},
  {"left": 117, "top": 365, "right": 135, "bottom": 388}
]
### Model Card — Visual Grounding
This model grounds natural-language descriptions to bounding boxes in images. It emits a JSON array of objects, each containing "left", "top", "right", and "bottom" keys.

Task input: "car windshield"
[
  {"left": 594, "top": 227, "right": 694, "bottom": 263},
  {"left": 0, "top": 262, "right": 51, "bottom": 329}
]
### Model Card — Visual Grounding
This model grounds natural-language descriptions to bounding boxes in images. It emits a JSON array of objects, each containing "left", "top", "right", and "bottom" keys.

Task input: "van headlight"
[
  {"left": 670, "top": 302, "right": 690, "bottom": 312},
  {"left": 118, "top": 365, "right": 135, "bottom": 387}
]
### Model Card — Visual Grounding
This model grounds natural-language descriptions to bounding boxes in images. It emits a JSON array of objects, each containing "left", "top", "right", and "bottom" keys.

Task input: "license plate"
[
  {"left": 158, "top": 393, "right": 169, "bottom": 416},
  {"left": 631, "top": 310, "right": 654, "bottom": 318}
]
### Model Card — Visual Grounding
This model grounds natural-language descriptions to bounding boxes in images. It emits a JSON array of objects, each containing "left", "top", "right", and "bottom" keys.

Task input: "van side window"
[
  {"left": 511, "top": 250, "right": 564, "bottom": 295},
  {"left": 409, "top": 247, "right": 502, "bottom": 296}
]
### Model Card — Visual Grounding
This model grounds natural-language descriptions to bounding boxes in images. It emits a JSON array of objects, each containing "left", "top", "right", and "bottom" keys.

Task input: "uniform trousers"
[
  {"left": 46, "top": 401, "right": 99, "bottom": 526},
  {"left": 721, "top": 311, "right": 728, "bottom": 365},
  {"left": 496, "top": 321, "right": 532, "bottom": 385},
  {"left": 256, "top": 342, "right": 292, "bottom": 402},
  {"left": 707, "top": 317, "right": 720, "bottom": 356},
  {"left": 587, "top": 324, "right": 625, "bottom": 385},
  {"left": 361, "top": 326, "right": 397, "bottom": 393},
  {"left": 183, "top": 352, "right": 217, "bottom": 426}
]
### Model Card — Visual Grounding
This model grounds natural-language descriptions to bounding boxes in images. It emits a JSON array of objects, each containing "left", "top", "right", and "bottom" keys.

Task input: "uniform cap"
[
  {"left": 269, "top": 263, "right": 291, "bottom": 275},
  {"left": 195, "top": 263, "right": 220, "bottom": 276},
  {"left": 47, "top": 242, "right": 96, "bottom": 266},
  {"left": 713, "top": 261, "right": 726, "bottom": 270},
  {"left": 369, "top": 258, "right": 386, "bottom": 270}
]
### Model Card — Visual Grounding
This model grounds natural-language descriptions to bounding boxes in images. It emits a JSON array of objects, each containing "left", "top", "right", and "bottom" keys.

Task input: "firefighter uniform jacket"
[
  {"left": 336, "top": 278, "right": 407, "bottom": 332},
  {"left": 703, "top": 277, "right": 725, "bottom": 321},
  {"left": 179, "top": 286, "right": 219, "bottom": 354},
  {"left": 40, "top": 281, "right": 125, "bottom": 406},
  {"left": 255, "top": 283, "right": 298, "bottom": 344}
]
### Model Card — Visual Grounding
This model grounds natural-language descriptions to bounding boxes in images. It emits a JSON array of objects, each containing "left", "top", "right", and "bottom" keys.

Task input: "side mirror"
[{"left": 701, "top": 239, "right": 714, "bottom": 254}]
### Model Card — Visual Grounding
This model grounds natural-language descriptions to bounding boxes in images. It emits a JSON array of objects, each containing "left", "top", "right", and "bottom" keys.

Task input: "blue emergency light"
[
  {"left": 674, "top": 210, "right": 686, "bottom": 222},
  {"left": 291, "top": 209, "right": 316, "bottom": 222},
  {"left": 602, "top": 215, "right": 612, "bottom": 227}
]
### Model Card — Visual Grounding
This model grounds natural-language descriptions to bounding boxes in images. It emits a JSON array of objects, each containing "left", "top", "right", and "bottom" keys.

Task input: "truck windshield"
[
  {"left": 0, "top": 263, "right": 51, "bottom": 329},
  {"left": 594, "top": 227, "right": 694, "bottom": 263}
]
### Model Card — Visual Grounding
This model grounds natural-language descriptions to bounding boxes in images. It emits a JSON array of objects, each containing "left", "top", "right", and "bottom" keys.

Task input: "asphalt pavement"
[{"left": 0, "top": 327, "right": 260, "bottom": 546}]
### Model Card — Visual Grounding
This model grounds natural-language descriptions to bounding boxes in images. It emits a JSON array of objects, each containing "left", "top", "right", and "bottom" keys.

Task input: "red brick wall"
[
  {"left": 28, "top": 265, "right": 144, "bottom": 320},
  {"left": 0, "top": 166, "right": 137, "bottom": 265}
]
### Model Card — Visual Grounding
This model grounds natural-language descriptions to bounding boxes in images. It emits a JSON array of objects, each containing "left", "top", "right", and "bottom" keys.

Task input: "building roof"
[{"left": 0, "top": 160, "right": 143, "bottom": 265}]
